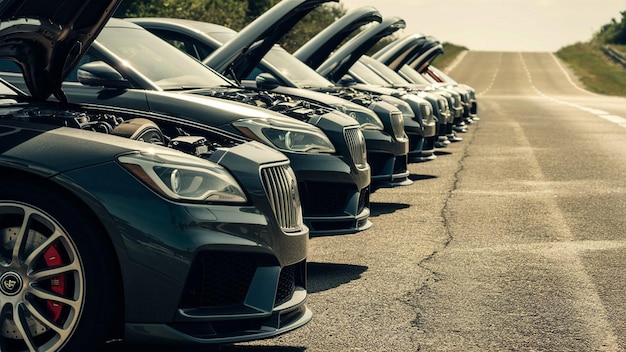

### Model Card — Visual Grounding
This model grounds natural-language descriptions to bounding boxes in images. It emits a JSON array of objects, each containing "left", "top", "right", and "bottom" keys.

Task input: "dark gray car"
[
  {"left": 0, "top": 0, "right": 310, "bottom": 350},
  {"left": 131, "top": 0, "right": 415, "bottom": 188},
  {"left": 294, "top": 11, "right": 442, "bottom": 159},
  {"left": 373, "top": 33, "right": 478, "bottom": 127},
  {"left": 0, "top": 17, "right": 372, "bottom": 236}
]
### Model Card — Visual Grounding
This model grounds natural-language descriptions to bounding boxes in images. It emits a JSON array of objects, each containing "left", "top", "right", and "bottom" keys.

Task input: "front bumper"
[
  {"left": 125, "top": 264, "right": 312, "bottom": 345},
  {"left": 62, "top": 148, "right": 311, "bottom": 345},
  {"left": 288, "top": 152, "right": 371, "bottom": 235},
  {"left": 363, "top": 129, "right": 411, "bottom": 189}
]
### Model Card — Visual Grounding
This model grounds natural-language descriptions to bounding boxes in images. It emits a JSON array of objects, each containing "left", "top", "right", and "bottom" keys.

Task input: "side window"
[
  {"left": 0, "top": 59, "right": 21, "bottom": 73},
  {"left": 149, "top": 29, "right": 215, "bottom": 61},
  {"left": 245, "top": 62, "right": 275, "bottom": 81},
  {"left": 246, "top": 66, "right": 265, "bottom": 81},
  {"left": 65, "top": 50, "right": 99, "bottom": 82},
  {"left": 192, "top": 41, "right": 213, "bottom": 61}
]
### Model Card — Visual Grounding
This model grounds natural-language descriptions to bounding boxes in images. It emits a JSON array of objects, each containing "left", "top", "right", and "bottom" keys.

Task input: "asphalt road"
[{"left": 111, "top": 52, "right": 626, "bottom": 351}]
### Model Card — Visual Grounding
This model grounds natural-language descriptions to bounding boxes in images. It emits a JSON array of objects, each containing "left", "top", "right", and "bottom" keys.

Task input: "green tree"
[
  {"left": 117, "top": 0, "right": 249, "bottom": 30},
  {"left": 595, "top": 11, "right": 626, "bottom": 44},
  {"left": 116, "top": 0, "right": 346, "bottom": 44},
  {"left": 280, "top": 3, "right": 347, "bottom": 53},
  {"left": 246, "top": 0, "right": 280, "bottom": 23}
]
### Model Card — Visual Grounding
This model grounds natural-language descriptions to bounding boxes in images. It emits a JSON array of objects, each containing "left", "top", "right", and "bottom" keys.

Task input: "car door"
[
  {"left": 0, "top": 50, "right": 151, "bottom": 111},
  {"left": 62, "top": 49, "right": 152, "bottom": 111}
]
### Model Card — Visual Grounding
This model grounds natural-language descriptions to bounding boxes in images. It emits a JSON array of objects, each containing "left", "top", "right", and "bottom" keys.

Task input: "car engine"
[
  {"left": 192, "top": 88, "right": 332, "bottom": 123},
  {"left": 3, "top": 104, "right": 244, "bottom": 158}
]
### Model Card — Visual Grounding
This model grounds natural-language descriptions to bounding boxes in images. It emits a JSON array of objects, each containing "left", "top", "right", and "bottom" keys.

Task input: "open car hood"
[
  {"left": 371, "top": 33, "right": 439, "bottom": 73},
  {"left": 375, "top": 34, "right": 444, "bottom": 74},
  {"left": 0, "top": 0, "right": 120, "bottom": 101},
  {"left": 203, "top": 0, "right": 336, "bottom": 80},
  {"left": 398, "top": 35, "right": 443, "bottom": 73},
  {"left": 293, "top": 6, "right": 382, "bottom": 69},
  {"left": 312, "top": 17, "right": 406, "bottom": 83}
]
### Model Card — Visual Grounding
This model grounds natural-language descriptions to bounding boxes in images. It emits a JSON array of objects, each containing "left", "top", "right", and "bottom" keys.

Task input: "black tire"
[{"left": 0, "top": 177, "right": 116, "bottom": 352}]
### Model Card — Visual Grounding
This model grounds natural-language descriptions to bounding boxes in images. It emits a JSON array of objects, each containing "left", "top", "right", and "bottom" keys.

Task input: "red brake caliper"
[{"left": 44, "top": 244, "right": 66, "bottom": 323}]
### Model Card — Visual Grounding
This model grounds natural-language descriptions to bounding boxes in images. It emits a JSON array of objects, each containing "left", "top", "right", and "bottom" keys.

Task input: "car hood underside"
[{"left": 0, "top": 0, "right": 120, "bottom": 101}]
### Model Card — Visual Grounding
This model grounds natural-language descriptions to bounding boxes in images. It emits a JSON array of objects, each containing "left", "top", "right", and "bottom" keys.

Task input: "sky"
[{"left": 340, "top": 0, "right": 626, "bottom": 52}]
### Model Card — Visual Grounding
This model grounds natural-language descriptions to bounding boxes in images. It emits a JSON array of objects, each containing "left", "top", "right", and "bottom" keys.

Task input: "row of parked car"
[{"left": 0, "top": 0, "right": 478, "bottom": 350}]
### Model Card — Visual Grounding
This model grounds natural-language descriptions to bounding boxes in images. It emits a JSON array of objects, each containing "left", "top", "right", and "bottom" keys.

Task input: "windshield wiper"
[{"left": 162, "top": 86, "right": 212, "bottom": 91}]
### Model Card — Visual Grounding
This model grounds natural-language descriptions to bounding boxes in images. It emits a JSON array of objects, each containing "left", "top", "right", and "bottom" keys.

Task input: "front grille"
[
  {"left": 344, "top": 127, "right": 367, "bottom": 169},
  {"left": 180, "top": 252, "right": 258, "bottom": 308},
  {"left": 389, "top": 111, "right": 405, "bottom": 140},
  {"left": 179, "top": 253, "right": 297, "bottom": 309},
  {"left": 438, "top": 98, "right": 451, "bottom": 123},
  {"left": 423, "top": 136, "right": 435, "bottom": 150},
  {"left": 393, "top": 155, "right": 408, "bottom": 175},
  {"left": 261, "top": 163, "right": 302, "bottom": 232},
  {"left": 275, "top": 265, "right": 296, "bottom": 306},
  {"left": 451, "top": 94, "right": 460, "bottom": 109},
  {"left": 357, "top": 186, "right": 370, "bottom": 215},
  {"left": 300, "top": 182, "right": 351, "bottom": 216},
  {"left": 419, "top": 102, "right": 435, "bottom": 125}
]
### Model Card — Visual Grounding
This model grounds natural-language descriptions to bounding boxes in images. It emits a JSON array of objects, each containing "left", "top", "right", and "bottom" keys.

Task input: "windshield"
[
  {"left": 430, "top": 66, "right": 457, "bottom": 84},
  {"left": 96, "top": 26, "right": 234, "bottom": 90},
  {"left": 350, "top": 60, "right": 391, "bottom": 86},
  {"left": 261, "top": 47, "right": 334, "bottom": 89},
  {"left": 360, "top": 56, "right": 409, "bottom": 86},
  {"left": 400, "top": 65, "right": 433, "bottom": 84}
]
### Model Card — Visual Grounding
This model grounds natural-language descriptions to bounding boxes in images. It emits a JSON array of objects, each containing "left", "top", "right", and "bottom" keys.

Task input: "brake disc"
[{"left": 1, "top": 226, "right": 55, "bottom": 339}]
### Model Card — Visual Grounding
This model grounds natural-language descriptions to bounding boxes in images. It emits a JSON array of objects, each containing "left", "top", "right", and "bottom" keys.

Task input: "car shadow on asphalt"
[
  {"left": 216, "top": 347, "right": 306, "bottom": 352},
  {"left": 307, "top": 262, "right": 368, "bottom": 293},
  {"left": 106, "top": 341, "right": 306, "bottom": 352},
  {"left": 369, "top": 202, "right": 410, "bottom": 217},
  {"left": 409, "top": 173, "right": 437, "bottom": 181}
]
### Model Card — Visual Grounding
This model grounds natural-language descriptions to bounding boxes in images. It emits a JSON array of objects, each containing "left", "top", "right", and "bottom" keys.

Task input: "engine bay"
[
  {"left": 191, "top": 87, "right": 330, "bottom": 122},
  {"left": 0, "top": 102, "right": 244, "bottom": 158}
]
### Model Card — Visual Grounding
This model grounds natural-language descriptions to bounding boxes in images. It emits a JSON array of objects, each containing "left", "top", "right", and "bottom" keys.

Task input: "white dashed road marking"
[{"left": 519, "top": 52, "right": 626, "bottom": 128}]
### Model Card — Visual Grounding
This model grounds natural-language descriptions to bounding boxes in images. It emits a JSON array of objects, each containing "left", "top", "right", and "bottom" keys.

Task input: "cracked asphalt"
[{"left": 109, "top": 51, "right": 626, "bottom": 351}]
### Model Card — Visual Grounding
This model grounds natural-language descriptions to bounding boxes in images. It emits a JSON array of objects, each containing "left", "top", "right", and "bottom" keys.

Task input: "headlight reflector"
[
  {"left": 379, "top": 95, "right": 415, "bottom": 120},
  {"left": 234, "top": 118, "right": 335, "bottom": 153},
  {"left": 330, "top": 103, "right": 384, "bottom": 130},
  {"left": 119, "top": 152, "right": 247, "bottom": 203}
]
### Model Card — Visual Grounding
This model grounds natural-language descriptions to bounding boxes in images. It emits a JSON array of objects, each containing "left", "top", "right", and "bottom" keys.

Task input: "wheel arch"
[{"left": 0, "top": 166, "right": 126, "bottom": 341}]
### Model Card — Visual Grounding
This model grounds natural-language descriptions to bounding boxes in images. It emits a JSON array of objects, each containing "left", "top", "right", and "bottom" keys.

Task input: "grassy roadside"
[
  {"left": 431, "top": 43, "right": 468, "bottom": 70},
  {"left": 556, "top": 42, "right": 626, "bottom": 97}
]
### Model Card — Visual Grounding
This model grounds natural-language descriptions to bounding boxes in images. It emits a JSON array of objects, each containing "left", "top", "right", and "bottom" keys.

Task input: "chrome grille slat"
[
  {"left": 389, "top": 111, "right": 405, "bottom": 140},
  {"left": 275, "top": 167, "right": 289, "bottom": 227},
  {"left": 261, "top": 163, "right": 302, "bottom": 232},
  {"left": 344, "top": 127, "right": 367, "bottom": 169}
]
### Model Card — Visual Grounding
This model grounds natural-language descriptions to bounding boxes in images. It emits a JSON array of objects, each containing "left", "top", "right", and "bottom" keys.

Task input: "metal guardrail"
[{"left": 602, "top": 45, "right": 626, "bottom": 68}]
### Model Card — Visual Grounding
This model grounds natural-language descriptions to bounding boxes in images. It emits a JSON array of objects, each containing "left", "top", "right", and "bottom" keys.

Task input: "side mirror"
[
  {"left": 337, "top": 75, "right": 357, "bottom": 87},
  {"left": 77, "top": 61, "right": 131, "bottom": 89},
  {"left": 255, "top": 73, "right": 280, "bottom": 90}
]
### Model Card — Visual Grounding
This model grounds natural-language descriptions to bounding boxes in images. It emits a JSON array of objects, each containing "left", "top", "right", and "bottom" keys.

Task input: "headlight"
[
  {"left": 329, "top": 103, "right": 384, "bottom": 130},
  {"left": 233, "top": 118, "right": 335, "bottom": 153},
  {"left": 378, "top": 95, "right": 415, "bottom": 120},
  {"left": 118, "top": 152, "right": 247, "bottom": 203}
]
